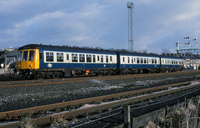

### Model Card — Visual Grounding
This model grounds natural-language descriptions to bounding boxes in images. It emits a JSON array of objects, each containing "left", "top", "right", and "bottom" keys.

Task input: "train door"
[{"left": 21, "top": 51, "right": 28, "bottom": 69}]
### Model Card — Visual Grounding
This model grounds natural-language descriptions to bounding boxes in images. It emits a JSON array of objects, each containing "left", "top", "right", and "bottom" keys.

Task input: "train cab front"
[{"left": 16, "top": 49, "right": 39, "bottom": 78}]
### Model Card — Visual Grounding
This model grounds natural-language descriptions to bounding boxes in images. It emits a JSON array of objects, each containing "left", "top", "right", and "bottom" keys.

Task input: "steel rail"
[
  {"left": 65, "top": 86, "right": 200, "bottom": 128},
  {"left": 0, "top": 71, "right": 199, "bottom": 88},
  {"left": 0, "top": 81, "right": 194, "bottom": 120},
  {"left": 0, "top": 81, "right": 199, "bottom": 128}
]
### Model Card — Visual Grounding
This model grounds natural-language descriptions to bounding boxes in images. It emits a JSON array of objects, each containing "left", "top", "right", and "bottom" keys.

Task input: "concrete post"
[{"left": 124, "top": 105, "right": 131, "bottom": 128}]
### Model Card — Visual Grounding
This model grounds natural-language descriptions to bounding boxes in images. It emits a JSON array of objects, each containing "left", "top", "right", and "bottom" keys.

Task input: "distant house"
[
  {"left": 0, "top": 49, "right": 17, "bottom": 70},
  {"left": 5, "top": 49, "right": 18, "bottom": 68}
]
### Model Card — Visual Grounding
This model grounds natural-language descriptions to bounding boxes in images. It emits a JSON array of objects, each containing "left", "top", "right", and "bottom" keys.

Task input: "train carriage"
[
  {"left": 160, "top": 56, "right": 184, "bottom": 72},
  {"left": 16, "top": 44, "right": 118, "bottom": 78},
  {"left": 16, "top": 44, "right": 185, "bottom": 79},
  {"left": 118, "top": 52, "right": 160, "bottom": 74}
]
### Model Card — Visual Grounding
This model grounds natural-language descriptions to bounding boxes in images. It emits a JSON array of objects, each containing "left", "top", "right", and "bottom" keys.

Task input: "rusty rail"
[
  {"left": 0, "top": 81, "right": 199, "bottom": 128},
  {"left": 0, "top": 71, "right": 200, "bottom": 89}
]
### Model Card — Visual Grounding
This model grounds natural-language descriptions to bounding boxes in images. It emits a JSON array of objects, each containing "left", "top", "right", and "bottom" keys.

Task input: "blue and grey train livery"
[{"left": 16, "top": 44, "right": 184, "bottom": 79}]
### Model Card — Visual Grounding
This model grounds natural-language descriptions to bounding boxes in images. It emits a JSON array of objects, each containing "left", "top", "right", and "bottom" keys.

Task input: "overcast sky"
[{"left": 1, "top": 0, "right": 200, "bottom": 53}]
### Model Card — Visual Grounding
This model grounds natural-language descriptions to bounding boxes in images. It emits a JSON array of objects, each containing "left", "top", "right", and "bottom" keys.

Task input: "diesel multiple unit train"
[{"left": 16, "top": 44, "right": 184, "bottom": 79}]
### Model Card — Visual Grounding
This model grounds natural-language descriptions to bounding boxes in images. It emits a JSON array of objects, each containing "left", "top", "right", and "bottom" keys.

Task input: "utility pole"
[{"left": 127, "top": 2, "right": 134, "bottom": 52}]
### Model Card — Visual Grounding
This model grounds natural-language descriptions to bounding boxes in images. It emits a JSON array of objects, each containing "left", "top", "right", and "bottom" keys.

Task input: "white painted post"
[{"left": 124, "top": 105, "right": 131, "bottom": 128}]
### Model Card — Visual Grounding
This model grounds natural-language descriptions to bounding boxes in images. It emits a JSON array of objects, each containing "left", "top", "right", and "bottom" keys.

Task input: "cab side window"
[
  {"left": 18, "top": 51, "right": 22, "bottom": 61},
  {"left": 23, "top": 51, "right": 28, "bottom": 61},
  {"left": 29, "top": 51, "right": 35, "bottom": 61}
]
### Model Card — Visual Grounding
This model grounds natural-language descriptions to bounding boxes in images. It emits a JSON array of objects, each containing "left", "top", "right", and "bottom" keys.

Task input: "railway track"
[
  {"left": 0, "top": 80, "right": 200, "bottom": 128},
  {"left": 0, "top": 71, "right": 199, "bottom": 89}
]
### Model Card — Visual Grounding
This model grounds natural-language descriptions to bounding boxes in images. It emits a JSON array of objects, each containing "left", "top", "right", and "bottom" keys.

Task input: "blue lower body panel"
[{"left": 40, "top": 62, "right": 117, "bottom": 69}]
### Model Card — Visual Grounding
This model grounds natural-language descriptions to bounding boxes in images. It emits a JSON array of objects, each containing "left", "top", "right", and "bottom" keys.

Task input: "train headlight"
[{"left": 29, "top": 64, "right": 32, "bottom": 67}]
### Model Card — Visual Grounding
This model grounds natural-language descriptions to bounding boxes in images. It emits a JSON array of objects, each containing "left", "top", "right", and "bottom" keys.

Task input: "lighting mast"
[{"left": 127, "top": 2, "right": 134, "bottom": 52}]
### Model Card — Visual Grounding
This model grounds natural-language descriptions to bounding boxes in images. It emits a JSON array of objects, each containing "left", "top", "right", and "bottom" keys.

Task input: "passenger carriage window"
[
  {"left": 72, "top": 54, "right": 78, "bottom": 62},
  {"left": 23, "top": 51, "right": 28, "bottom": 61},
  {"left": 110, "top": 56, "right": 112, "bottom": 62},
  {"left": 137, "top": 58, "right": 139, "bottom": 63},
  {"left": 147, "top": 58, "right": 149, "bottom": 64},
  {"left": 123, "top": 57, "right": 125, "bottom": 62},
  {"left": 144, "top": 58, "right": 146, "bottom": 64},
  {"left": 128, "top": 57, "right": 130, "bottom": 63},
  {"left": 57, "top": 53, "right": 63, "bottom": 62},
  {"left": 101, "top": 55, "right": 103, "bottom": 63},
  {"left": 155, "top": 59, "right": 157, "bottom": 64},
  {"left": 66, "top": 54, "right": 69, "bottom": 61},
  {"left": 18, "top": 51, "right": 22, "bottom": 61},
  {"left": 79, "top": 54, "right": 85, "bottom": 62},
  {"left": 93, "top": 55, "right": 96, "bottom": 62},
  {"left": 87, "top": 54, "right": 92, "bottom": 62},
  {"left": 132, "top": 57, "right": 134, "bottom": 63},
  {"left": 162, "top": 59, "right": 164, "bottom": 64},
  {"left": 46, "top": 52, "right": 54, "bottom": 62},
  {"left": 140, "top": 58, "right": 143, "bottom": 64},
  {"left": 152, "top": 59, "right": 154, "bottom": 64},
  {"left": 97, "top": 55, "right": 100, "bottom": 62},
  {"left": 29, "top": 51, "right": 35, "bottom": 61},
  {"left": 106, "top": 56, "right": 108, "bottom": 63},
  {"left": 149, "top": 58, "right": 151, "bottom": 64}
]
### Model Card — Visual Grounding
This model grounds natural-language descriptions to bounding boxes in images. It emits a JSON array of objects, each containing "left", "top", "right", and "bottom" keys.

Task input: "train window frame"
[
  {"left": 72, "top": 54, "right": 78, "bottom": 62},
  {"left": 79, "top": 54, "right": 85, "bottom": 62},
  {"left": 140, "top": 58, "right": 143, "bottom": 64},
  {"left": 149, "top": 58, "right": 152, "bottom": 64},
  {"left": 132, "top": 57, "right": 134, "bottom": 63},
  {"left": 86, "top": 54, "right": 92, "bottom": 63},
  {"left": 22, "top": 51, "right": 28, "bottom": 61},
  {"left": 144, "top": 58, "right": 147, "bottom": 64},
  {"left": 93, "top": 55, "right": 96, "bottom": 63},
  {"left": 106, "top": 55, "right": 108, "bottom": 63},
  {"left": 128, "top": 57, "right": 130, "bottom": 63},
  {"left": 123, "top": 57, "right": 125, "bottom": 63},
  {"left": 46, "top": 52, "right": 54, "bottom": 62},
  {"left": 137, "top": 58, "right": 140, "bottom": 64},
  {"left": 101, "top": 55, "right": 103, "bottom": 63},
  {"left": 66, "top": 53, "right": 69, "bottom": 61},
  {"left": 97, "top": 55, "right": 100, "bottom": 62},
  {"left": 162, "top": 59, "right": 164, "bottom": 64},
  {"left": 57, "top": 53, "right": 64, "bottom": 62},
  {"left": 18, "top": 51, "right": 22, "bottom": 61},
  {"left": 29, "top": 51, "right": 35, "bottom": 61},
  {"left": 110, "top": 56, "right": 112, "bottom": 62},
  {"left": 152, "top": 58, "right": 154, "bottom": 64}
]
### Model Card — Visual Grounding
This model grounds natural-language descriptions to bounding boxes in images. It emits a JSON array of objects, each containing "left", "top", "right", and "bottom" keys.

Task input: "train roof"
[
  {"left": 160, "top": 55, "right": 184, "bottom": 59},
  {"left": 118, "top": 52, "right": 160, "bottom": 57},
  {"left": 18, "top": 44, "right": 117, "bottom": 54},
  {"left": 18, "top": 44, "right": 184, "bottom": 59},
  {"left": 183, "top": 56, "right": 200, "bottom": 59}
]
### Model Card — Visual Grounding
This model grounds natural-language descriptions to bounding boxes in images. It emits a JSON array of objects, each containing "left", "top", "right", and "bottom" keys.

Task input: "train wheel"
[
  {"left": 36, "top": 73, "right": 44, "bottom": 79},
  {"left": 107, "top": 71, "right": 112, "bottom": 76},
  {"left": 98, "top": 71, "right": 103, "bottom": 76}
]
